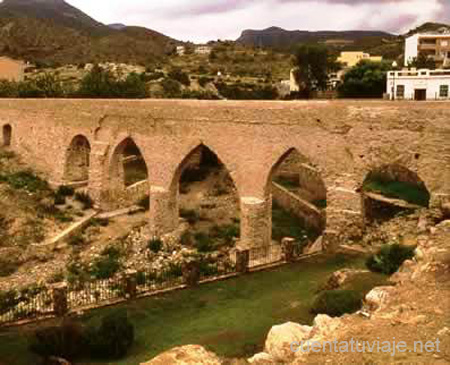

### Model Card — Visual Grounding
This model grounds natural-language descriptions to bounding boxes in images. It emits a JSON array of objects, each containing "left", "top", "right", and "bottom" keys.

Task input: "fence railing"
[{"left": 0, "top": 237, "right": 310, "bottom": 326}]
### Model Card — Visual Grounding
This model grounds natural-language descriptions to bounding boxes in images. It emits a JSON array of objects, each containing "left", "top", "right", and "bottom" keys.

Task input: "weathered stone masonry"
[{"left": 1, "top": 99, "right": 449, "bottom": 247}]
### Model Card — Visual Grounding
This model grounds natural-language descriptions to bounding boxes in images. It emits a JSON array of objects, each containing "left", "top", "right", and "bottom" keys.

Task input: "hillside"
[
  {"left": 237, "top": 26, "right": 394, "bottom": 49},
  {"left": 0, "top": 0, "right": 179, "bottom": 65}
]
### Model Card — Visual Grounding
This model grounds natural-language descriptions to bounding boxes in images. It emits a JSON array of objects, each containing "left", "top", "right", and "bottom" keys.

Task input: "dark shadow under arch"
[
  {"left": 64, "top": 135, "right": 91, "bottom": 183},
  {"left": 267, "top": 147, "right": 327, "bottom": 246},
  {"left": 3, "top": 124, "right": 12, "bottom": 147}
]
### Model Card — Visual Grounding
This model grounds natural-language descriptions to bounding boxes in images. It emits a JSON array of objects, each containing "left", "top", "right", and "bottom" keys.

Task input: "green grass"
[
  {"left": 272, "top": 202, "right": 317, "bottom": 244},
  {"left": 0, "top": 254, "right": 376, "bottom": 364},
  {"left": 362, "top": 180, "right": 430, "bottom": 207}
]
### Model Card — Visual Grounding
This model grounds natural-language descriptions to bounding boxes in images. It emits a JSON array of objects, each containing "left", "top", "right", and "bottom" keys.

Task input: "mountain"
[
  {"left": 404, "top": 22, "right": 450, "bottom": 37},
  {"left": 108, "top": 23, "right": 127, "bottom": 30},
  {"left": 0, "top": 0, "right": 179, "bottom": 65},
  {"left": 237, "top": 26, "right": 394, "bottom": 49}
]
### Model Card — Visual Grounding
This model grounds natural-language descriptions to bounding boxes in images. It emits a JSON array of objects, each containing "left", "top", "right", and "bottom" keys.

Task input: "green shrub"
[
  {"left": 311, "top": 290, "right": 363, "bottom": 317},
  {"left": 57, "top": 186, "right": 75, "bottom": 197},
  {"left": 180, "top": 231, "right": 193, "bottom": 246},
  {"left": 90, "top": 246, "right": 122, "bottom": 279},
  {"left": 1, "top": 170, "right": 49, "bottom": 193},
  {"left": 180, "top": 209, "right": 200, "bottom": 225},
  {"left": 366, "top": 243, "right": 415, "bottom": 275},
  {"left": 194, "top": 232, "right": 214, "bottom": 252},
  {"left": 86, "top": 309, "right": 134, "bottom": 359},
  {"left": 67, "top": 233, "right": 86, "bottom": 246},
  {"left": 0, "top": 258, "right": 19, "bottom": 277},
  {"left": 168, "top": 68, "right": 191, "bottom": 86},
  {"left": 75, "top": 192, "right": 94, "bottom": 210},
  {"left": 54, "top": 193, "right": 66, "bottom": 206},
  {"left": 29, "top": 320, "right": 85, "bottom": 361},
  {"left": 161, "top": 78, "right": 182, "bottom": 98},
  {"left": 147, "top": 238, "right": 163, "bottom": 253}
]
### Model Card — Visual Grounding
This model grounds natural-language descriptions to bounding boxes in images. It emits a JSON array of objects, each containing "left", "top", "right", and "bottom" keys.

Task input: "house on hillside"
[
  {"left": 0, "top": 56, "right": 26, "bottom": 82},
  {"left": 405, "top": 33, "right": 450, "bottom": 68},
  {"left": 337, "top": 51, "right": 383, "bottom": 68}
]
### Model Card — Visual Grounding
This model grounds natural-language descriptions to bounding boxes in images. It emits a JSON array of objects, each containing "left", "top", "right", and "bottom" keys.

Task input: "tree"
[
  {"left": 292, "top": 44, "right": 339, "bottom": 98},
  {"left": 77, "top": 65, "right": 119, "bottom": 98},
  {"left": 409, "top": 53, "right": 436, "bottom": 69},
  {"left": 338, "top": 60, "right": 391, "bottom": 98}
]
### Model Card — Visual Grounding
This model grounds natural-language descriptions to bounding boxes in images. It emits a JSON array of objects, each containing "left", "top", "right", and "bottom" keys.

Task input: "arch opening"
[
  {"left": 361, "top": 164, "right": 430, "bottom": 224},
  {"left": 3, "top": 125, "right": 12, "bottom": 147},
  {"left": 64, "top": 135, "right": 91, "bottom": 183},
  {"left": 175, "top": 144, "right": 241, "bottom": 252},
  {"left": 109, "top": 137, "right": 149, "bottom": 207},
  {"left": 268, "top": 148, "right": 327, "bottom": 250}
]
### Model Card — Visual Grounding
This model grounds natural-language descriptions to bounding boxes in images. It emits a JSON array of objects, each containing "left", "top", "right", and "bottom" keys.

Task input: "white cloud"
[{"left": 66, "top": 0, "right": 448, "bottom": 42}]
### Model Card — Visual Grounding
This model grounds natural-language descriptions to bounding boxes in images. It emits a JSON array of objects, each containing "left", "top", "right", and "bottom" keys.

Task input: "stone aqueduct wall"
[{"left": 1, "top": 99, "right": 449, "bottom": 247}]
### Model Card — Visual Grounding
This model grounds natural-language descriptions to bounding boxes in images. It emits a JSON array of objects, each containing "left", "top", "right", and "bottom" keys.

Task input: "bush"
[
  {"left": 29, "top": 320, "right": 85, "bottom": 360},
  {"left": 67, "top": 233, "right": 86, "bottom": 246},
  {"left": 57, "top": 186, "right": 75, "bottom": 197},
  {"left": 147, "top": 238, "right": 163, "bottom": 253},
  {"left": 90, "top": 246, "right": 122, "bottom": 279},
  {"left": 168, "top": 68, "right": 191, "bottom": 86},
  {"left": 311, "top": 290, "right": 363, "bottom": 317},
  {"left": 161, "top": 78, "right": 182, "bottom": 98},
  {"left": 180, "top": 209, "right": 200, "bottom": 225},
  {"left": 194, "top": 232, "right": 214, "bottom": 252},
  {"left": 75, "top": 192, "right": 94, "bottom": 210},
  {"left": 86, "top": 309, "right": 134, "bottom": 359},
  {"left": 366, "top": 243, "right": 415, "bottom": 275},
  {"left": 54, "top": 193, "right": 66, "bottom": 206},
  {"left": 0, "top": 170, "right": 49, "bottom": 193}
]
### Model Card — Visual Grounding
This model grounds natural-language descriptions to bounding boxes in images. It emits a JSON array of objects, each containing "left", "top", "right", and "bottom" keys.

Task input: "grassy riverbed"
[{"left": 0, "top": 253, "right": 387, "bottom": 364}]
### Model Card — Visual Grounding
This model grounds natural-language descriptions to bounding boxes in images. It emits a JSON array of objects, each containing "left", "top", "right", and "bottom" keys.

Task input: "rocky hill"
[
  {"left": 0, "top": 0, "right": 179, "bottom": 65},
  {"left": 237, "top": 26, "right": 393, "bottom": 49}
]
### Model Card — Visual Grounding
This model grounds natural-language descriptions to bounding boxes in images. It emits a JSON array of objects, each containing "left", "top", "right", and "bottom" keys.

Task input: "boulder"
[
  {"left": 141, "top": 345, "right": 221, "bottom": 365},
  {"left": 365, "top": 286, "right": 395, "bottom": 311},
  {"left": 310, "top": 314, "right": 341, "bottom": 341},
  {"left": 264, "top": 322, "right": 312, "bottom": 362},
  {"left": 247, "top": 352, "right": 276, "bottom": 364}
]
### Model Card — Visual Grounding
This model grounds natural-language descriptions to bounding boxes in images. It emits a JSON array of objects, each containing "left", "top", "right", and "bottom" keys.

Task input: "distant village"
[{"left": 0, "top": 31, "right": 449, "bottom": 101}]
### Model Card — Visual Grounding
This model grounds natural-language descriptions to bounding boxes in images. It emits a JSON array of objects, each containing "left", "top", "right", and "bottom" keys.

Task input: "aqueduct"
[{"left": 1, "top": 99, "right": 449, "bottom": 247}]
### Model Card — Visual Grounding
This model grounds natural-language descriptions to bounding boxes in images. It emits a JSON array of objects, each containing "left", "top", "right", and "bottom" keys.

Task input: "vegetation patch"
[
  {"left": 366, "top": 243, "right": 415, "bottom": 275},
  {"left": 311, "top": 289, "right": 363, "bottom": 317},
  {"left": 363, "top": 179, "right": 430, "bottom": 207}
]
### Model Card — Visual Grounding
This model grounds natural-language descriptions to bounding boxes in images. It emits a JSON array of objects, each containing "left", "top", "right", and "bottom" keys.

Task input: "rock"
[
  {"left": 437, "top": 327, "right": 450, "bottom": 337},
  {"left": 322, "top": 269, "right": 369, "bottom": 291},
  {"left": 141, "top": 345, "right": 221, "bottom": 365},
  {"left": 414, "top": 247, "right": 425, "bottom": 262},
  {"left": 247, "top": 352, "right": 276, "bottom": 364},
  {"left": 365, "top": 286, "right": 395, "bottom": 311},
  {"left": 264, "top": 322, "right": 312, "bottom": 362},
  {"left": 399, "top": 259, "right": 416, "bottom": 273},
  {"left": 409, "top": 315, "right": 427, "bottom": 325},
  {"left": 310, "top": 314, "right": 341, "bottom": 341},
  {"left": 303, "top": 237, "right": 323, "bottom": 255},
  {"left": 417, "top": 215, "right": 428, "bottom": 233}
]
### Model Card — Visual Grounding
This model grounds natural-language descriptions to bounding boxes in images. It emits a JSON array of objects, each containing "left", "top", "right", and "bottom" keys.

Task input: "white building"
[
  {"left": 386, "top": 69, "right": 450, "bottom": 100},
  {"left": 194, "top": 45, "right": 212, "bottom": 55},
  {"left": 404, "top": 33, "right": 450, "bottom": 67}
]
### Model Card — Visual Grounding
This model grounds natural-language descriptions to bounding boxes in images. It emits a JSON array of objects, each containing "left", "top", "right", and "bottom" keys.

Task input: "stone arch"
[
  {"left": 109, "top": 137, "right": 149, "bottom": 206},
  {"left": 2, "top": 124, "right": 12, "bottom": 147},
  {"left": 64, "top": 135, "right": 91, "bottom": 183},
  {"left": 266, "top": 147, "right": 327, "bottom": 245},
  {"left": 170, "top": 143, "right": 241, "bottom": 246},
  {"left": 361, "top": 164, "right": 431, "bottom": 223}
]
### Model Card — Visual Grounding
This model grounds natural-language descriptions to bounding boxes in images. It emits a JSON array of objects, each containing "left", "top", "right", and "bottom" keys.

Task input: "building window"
[
  {"left": 440, "top": 85, "right": 449, "bottom": 98},
  {"left": 396, "top": 85, "right": 405, "bottom": 99}
]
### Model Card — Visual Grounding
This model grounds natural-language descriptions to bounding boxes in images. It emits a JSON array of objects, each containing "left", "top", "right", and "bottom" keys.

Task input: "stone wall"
[
  {"left": 1, "top": 99, "right": 449, "bottom": 247},
  {"left": 272, "top": 182, "right": 325, "bottom": 232}
]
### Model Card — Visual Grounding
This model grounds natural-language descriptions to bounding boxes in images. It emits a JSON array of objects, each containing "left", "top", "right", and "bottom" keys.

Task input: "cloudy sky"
[{"left": 67, "top": 0, "right": 450, "bottom": 42}]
